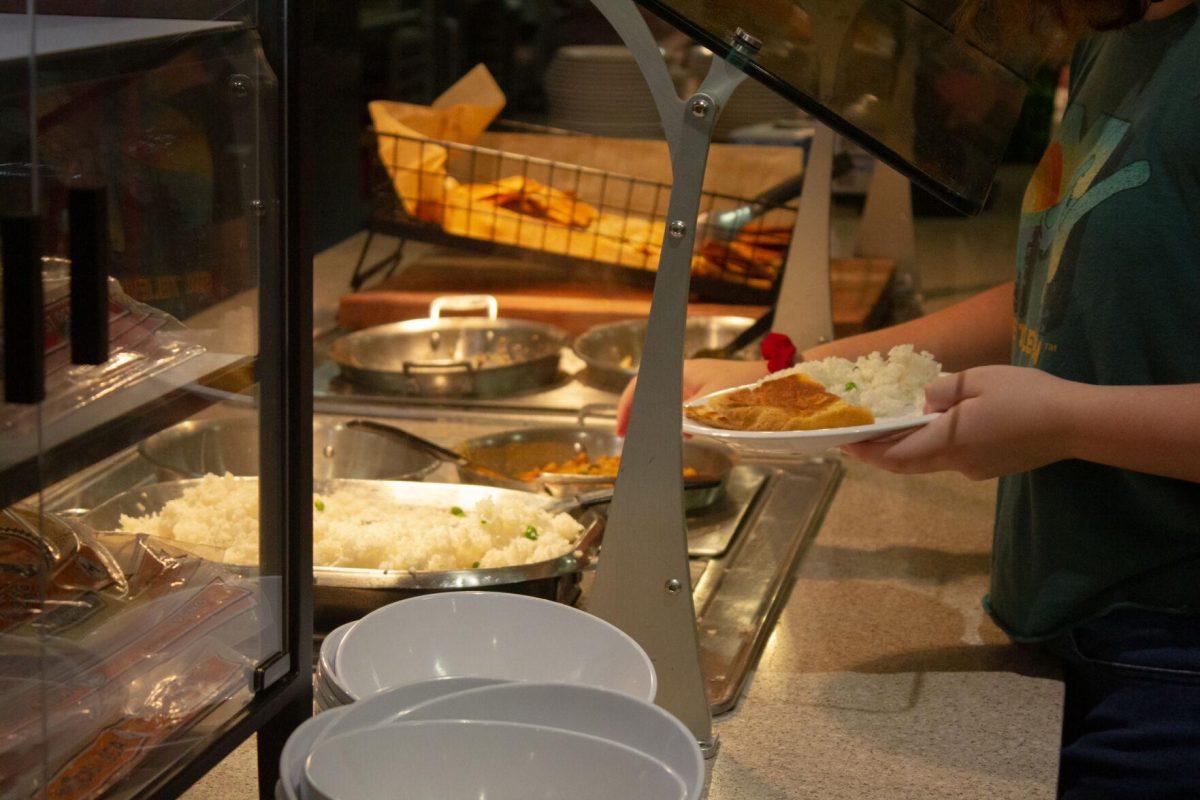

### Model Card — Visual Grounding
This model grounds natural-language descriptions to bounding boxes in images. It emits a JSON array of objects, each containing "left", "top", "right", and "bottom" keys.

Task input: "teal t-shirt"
[{"left": 987, "top": 7, "right": 1200, "bottom": 642}]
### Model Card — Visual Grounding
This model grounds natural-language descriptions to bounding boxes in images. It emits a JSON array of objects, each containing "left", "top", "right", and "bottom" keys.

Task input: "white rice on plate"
[
  {"left": 766, "top": 344, "right": 941, "bottom": 419},
  {"left": 118, "top": 473, "right": 582, "bottom": 570}
]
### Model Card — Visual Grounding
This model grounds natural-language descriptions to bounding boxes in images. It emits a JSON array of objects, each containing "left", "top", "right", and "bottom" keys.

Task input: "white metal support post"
[
  {"left": 771, "top": 123, "right": 836, "bottom": 350},
  {"left": 856, "top": 162, "right": 921, "bottom": 317},
  {"left": 586, "top": 0, "right": 756, "bottom": 758}
]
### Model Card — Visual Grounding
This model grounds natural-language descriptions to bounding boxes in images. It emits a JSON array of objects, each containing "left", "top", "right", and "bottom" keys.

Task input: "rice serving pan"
[
  {"left": 329, "top": 295, "right": 569, "bottom": 397},
  {"left": 81, "top": 479, "right": 605, "bottom": 631}
]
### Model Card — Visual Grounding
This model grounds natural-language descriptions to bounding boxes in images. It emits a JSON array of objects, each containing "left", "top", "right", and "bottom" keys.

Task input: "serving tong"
[{"left": 688, "top": 307, "right": 775, "bottom": 360}]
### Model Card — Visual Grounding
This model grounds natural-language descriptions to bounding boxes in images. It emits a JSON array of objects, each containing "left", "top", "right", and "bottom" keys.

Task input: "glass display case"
[{"left": 0, "top": 2, "right": 312, "bottom": 798}]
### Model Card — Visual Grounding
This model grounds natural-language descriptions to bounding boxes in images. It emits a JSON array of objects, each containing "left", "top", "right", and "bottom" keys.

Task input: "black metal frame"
[
  {"left": 0, "top": 2, "right": 312, "bottom": 797},
  {"left": 125, "top": 0, "right": 317, "bottom": 796}
]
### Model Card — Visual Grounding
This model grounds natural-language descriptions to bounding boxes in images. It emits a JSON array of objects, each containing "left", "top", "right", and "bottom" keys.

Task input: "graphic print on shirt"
[{"left": 1013, "top": 103, "right": 1149, "bottom": 366}]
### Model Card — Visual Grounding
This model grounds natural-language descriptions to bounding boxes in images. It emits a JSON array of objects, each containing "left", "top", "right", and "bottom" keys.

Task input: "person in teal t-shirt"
[{"left": 618, "top": 1, "right": 1200, "bottom": 795}]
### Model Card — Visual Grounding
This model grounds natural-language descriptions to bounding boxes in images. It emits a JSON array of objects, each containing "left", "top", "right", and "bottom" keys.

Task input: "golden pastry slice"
[{"left": 686, "top": 373, "right": 874, "bottom": 431}]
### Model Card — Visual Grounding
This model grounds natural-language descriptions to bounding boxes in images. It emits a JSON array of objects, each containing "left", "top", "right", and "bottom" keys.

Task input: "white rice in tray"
[
  {"left": 767, "top": 344, "right": 941, "bottom": 419},
  {"left": 118, "top": 474, "right": 582, "bottom": 570}
]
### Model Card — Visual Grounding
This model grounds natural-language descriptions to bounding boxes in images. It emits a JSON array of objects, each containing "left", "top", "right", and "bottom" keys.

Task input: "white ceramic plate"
[
  {"left": 303, "top": 720, "right": 687, "bottom": 800},
  {"left": 399, "top": 682, "right": 705, "bottom": 800},
  {"left": 682, "top": 385, "right": 940, "bottom": 460},
  {"left": 334, "top": 591, "right": 656, "bottom": 702}
]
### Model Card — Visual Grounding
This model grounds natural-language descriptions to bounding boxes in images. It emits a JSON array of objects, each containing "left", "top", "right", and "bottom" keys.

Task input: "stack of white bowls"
[
  {"left": 313, "top": 621, "right": 354, "bottom": 711},
  {"left": 288, "top": 592, "right": 698, "bottom": 800},
  {"left": 313, "top": 591, "right": 656, "bottom": 710},
  {"left": 544, "top": 45, "right": 667, "bottom": 139}
]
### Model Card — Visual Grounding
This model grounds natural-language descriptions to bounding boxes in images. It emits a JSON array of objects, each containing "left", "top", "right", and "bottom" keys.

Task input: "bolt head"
[
  {"left": 731, "top": 27, "right": 762, "bottom": 54},
  {"left": 689, "top": 97, "right": 712, "bottom": 118},
  {"left": 668, "top": 220, "right": 687, "bottom": 239},
  {"left": 665, "top": 578, "right": 682, "bottom": 594},
  {"left": 228, "top": 74, "right": 251, "bottom": 97}
]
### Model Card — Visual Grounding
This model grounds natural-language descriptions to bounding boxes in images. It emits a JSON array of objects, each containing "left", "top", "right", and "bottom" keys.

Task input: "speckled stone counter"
[{"left": 183, "top": 460, "right": 1063, "bottom": 800}]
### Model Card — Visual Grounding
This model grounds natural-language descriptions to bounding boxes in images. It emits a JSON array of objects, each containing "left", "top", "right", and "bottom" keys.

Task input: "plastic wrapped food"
[{"left": 0, "top": 517, "right": 274, "bottom": 800}]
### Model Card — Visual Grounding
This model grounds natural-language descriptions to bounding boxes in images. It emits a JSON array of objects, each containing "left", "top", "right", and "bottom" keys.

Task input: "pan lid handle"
[
  {"left": 577, "top": 403, "right": 618, "bottom": 427},
  {"left": 403, "top": 359, "right": 476, "bottom": 374},
  {"left": 429, "top": 294, "right": 499, "bottom": 321}
]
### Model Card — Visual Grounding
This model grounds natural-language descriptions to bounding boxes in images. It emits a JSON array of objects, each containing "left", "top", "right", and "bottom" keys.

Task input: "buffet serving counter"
[{"left": 183, "top": 460, "right": 1064, "bottom": 800}]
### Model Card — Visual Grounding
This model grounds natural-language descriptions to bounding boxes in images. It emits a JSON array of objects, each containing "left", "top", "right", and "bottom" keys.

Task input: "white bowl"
[
  {"left": 278, "top": 708, "right": 349, "bottom": 800},
  {"left": 312, "top": 676, "right": 509, "bottom": 749},
  {"left": 334, "top": 592, "right": 656, "bottom": 702},
  {"left": 303, "top": 720, "right": 687, "bottom": 800},
  {"left": 401, "top": 682, "right": 704, "bottom": 799}
]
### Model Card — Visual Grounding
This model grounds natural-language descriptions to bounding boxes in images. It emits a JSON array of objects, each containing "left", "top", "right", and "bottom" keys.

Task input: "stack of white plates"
[
  {"left": 280, "top": 683, "right": 702, "bottom": 800},
  {"left": 545, "top": 45, "right": 666, "bottom": 139},
  {"left": 284, "top": 592, "right": 685, "bottom": 799}
]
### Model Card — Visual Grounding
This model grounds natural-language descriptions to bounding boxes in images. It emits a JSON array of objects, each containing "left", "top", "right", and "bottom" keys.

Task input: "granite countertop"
[{"left": 184, "top": 458, "right": 1063, "bottom": 800}]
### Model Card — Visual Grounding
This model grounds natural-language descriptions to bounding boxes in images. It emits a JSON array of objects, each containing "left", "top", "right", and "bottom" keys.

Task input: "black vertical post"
[
  {"left": 68, "top": 187, "right": 110, "bottom": 366},
  {"left": 256, "top": 0, "right": 315, "bottom": 796},
  {"left": 2, "top": 215, "right": 44, "bottom": 404}
]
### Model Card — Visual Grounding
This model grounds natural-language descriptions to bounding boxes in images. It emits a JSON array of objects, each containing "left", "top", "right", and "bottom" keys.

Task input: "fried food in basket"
[
  {"left": 734, "top": 225, "right": 793, "bottom": 247},
  {"left": 455, "top": 176, "right": 597, "bottom": 229},
  {"left": 368, "top": 64, "right": 795, "bottom": 288},
  {"left": 442, "top": 186, "right": 664, "bottom": 270},
  {"left": 686, "top": 373, "right": 874, "bottom": 431},
  {"left": 691, "top": 224, "right": 791, "bottom": 288}
]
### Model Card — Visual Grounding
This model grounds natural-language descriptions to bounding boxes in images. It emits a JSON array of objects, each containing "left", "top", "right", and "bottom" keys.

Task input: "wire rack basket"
[{"left": 362, "top": 128, "right": 797, "bottom": 304}]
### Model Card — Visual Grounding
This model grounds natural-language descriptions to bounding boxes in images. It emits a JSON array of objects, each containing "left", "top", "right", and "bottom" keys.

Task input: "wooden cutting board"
[{"left": 337, "top": 257, "right": 893, "bottom": 337}]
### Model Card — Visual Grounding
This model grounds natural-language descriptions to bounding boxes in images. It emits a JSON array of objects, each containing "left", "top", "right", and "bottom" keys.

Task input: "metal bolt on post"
[{"left": 731, "top": 27, "right": 762, "bottom": 54}]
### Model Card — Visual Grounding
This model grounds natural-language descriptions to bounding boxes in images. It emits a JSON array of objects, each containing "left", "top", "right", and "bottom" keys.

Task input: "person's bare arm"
[
  {"left": 802, "top": 281, "right": 1014, "bottom": 370},
  {"left": 845, "top": 367, "right": 1200, "bottom": 483},
  {"left": 1065, "top": 382, "right": 1200, "bottom": 482}
]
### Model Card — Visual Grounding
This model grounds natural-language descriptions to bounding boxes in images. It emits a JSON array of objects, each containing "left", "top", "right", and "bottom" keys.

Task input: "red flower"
[{"left": 760, "top": 332, "right": 796, "bottom": 373}]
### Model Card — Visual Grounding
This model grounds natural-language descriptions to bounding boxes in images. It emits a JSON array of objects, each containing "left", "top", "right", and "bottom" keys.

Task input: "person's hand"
[
  {"left": 840, "top": 365, "right": 1079, "bottom": 480},
  {"left": 616, "top": 359, "right": 768, "bottom": 436}
]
